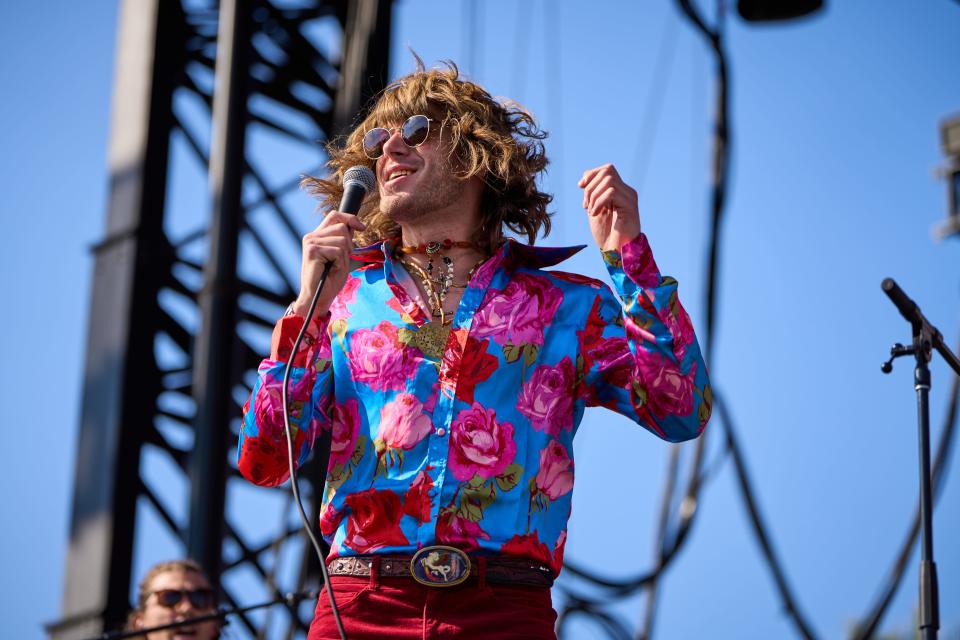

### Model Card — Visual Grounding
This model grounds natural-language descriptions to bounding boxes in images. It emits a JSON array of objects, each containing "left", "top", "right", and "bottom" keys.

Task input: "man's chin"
[{"left": 383, "top": 203, "right": 426, "bottom": 226}]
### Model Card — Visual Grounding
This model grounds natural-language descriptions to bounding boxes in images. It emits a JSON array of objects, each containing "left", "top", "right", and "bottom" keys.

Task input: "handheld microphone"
[{"left": 339, "top": 165, "right": 376, "bottom": 215}]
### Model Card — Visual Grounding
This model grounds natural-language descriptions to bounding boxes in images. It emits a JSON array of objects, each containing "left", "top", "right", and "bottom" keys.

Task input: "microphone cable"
[
  {"left": 278, "top": 164, "right": 374, "bottom": 640},
  {"left": 281, "top": 256, "right": 347, "bottom": 640}
]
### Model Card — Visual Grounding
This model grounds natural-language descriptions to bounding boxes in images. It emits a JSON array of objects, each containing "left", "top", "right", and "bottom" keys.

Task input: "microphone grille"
[{"left": 342, "top": 165, "right": 376, "bottom": 194}]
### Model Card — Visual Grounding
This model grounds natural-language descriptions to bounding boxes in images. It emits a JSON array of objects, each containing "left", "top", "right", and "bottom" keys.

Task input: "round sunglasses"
[
  {"left": 149, "top": 587, "right": 216, "bottom": 609},
  {"left": 363, "top": 114, "right": 434, "bottom": 159}
]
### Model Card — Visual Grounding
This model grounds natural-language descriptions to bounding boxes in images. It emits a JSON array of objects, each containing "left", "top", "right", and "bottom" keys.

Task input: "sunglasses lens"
[
  {"left": 187, "top": 589, "right": 215, "bottom": 609},
  {"left": 402, "top": 115, "right": 430, "bottom": 147},
  {"left": 154, "top": 589, "right": 214, "bottom": 609},
  {"left": 363, "top": 127, "right": 390, "bottom": 158},
  {"left": 155, "top": 590, "right": 183, "bottom": 607}
]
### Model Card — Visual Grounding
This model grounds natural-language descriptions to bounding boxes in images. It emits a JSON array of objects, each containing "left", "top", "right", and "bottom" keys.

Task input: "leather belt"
[{"left": 327, "top": 552, "right": 555, "bottom": 588}]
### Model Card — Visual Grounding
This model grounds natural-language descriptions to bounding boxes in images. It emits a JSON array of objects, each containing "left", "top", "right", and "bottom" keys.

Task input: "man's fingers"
[
  {"left": 305, "top": 234, "right": 352, "bottom": 258},
  {"left": 577, "top": 163, "right": 616, "bottom": 188},
  {"left": 304, "top": 222, "right": 355, "bottom": 245},
  {"left": 584, "top": 174, "right": 615, "bottom": 211},
  {"left": 319, "top": 210, "right": 367, "bottom": 230},
  {"left": 581, "top": 172, "right": 609, "bottom": 208},
  {"left": 588, "top": 186, "right": 618, "bottom": 217}
]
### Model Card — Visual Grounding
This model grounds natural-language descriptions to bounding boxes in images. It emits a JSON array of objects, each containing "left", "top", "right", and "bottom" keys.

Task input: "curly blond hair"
[{"left": 301, "top": 60, "right": 553, "bottom": 250}]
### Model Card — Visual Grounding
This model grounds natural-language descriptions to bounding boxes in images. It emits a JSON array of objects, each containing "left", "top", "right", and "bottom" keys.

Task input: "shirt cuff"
[
  {"left": 270, "top": 311, "right": 331, "bottom": 366},
  {"left": 603, "top": 233, "right": 661, "bottom": 289}
]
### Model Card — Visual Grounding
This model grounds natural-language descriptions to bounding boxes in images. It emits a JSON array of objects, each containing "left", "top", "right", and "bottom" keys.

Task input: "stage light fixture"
[
  {"left": 936, "top": 113, "right": 960, "bottom": 240},
  {"left": 737, "top": 0, "right": 824, "bottom": 22},
  {"left": 941, "top": 113, "right": 960, "bottom": 158}
]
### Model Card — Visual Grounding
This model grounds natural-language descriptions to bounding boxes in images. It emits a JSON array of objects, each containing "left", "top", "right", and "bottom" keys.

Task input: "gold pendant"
[{"left": 412, "top": 320, "right": 451, "bottom": 360}]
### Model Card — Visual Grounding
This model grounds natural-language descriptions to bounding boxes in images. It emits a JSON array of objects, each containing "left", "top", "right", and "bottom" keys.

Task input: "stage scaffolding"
[{"left": 50, "top": 1, "right": 391, "bottom": 637}]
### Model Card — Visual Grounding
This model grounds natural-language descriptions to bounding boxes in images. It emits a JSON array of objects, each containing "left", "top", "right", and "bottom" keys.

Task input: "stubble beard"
[{"left": 380, "top": 163, "right": 465, "bottom": 226}]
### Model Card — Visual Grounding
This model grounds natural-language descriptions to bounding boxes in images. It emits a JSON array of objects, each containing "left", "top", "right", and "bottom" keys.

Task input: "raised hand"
[{"left": 578, "top": 163, "right": 641, "bottom": 252}]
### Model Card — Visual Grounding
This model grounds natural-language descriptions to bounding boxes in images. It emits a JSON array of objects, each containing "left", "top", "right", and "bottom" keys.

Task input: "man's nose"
[{"left": 380, "top": 129, "right": 408, "bottom": 158}]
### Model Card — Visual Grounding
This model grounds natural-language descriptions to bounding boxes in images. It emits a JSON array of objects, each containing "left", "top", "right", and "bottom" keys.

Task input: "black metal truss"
[{"left": 52, "top": 1, "right": 391, "bottom": 638}]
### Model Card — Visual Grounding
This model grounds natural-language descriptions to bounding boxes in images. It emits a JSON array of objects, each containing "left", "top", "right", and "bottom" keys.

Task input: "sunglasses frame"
[
  {"left": 150, "top": 587, "right": 216, "bottom": 610},
  {"left": 363, "top": 114, "right": 435, "bottom": 159}
]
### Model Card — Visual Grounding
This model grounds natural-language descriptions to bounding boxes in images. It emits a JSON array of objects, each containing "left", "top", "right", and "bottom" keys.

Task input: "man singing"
[{"left": 238, "top": 62, "right": 711, "bottom": 639}]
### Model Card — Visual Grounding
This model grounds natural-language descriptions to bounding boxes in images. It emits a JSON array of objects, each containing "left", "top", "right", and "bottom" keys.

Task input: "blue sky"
[{"left": 2, "top": 1, "right": 959, "bottom": 638}]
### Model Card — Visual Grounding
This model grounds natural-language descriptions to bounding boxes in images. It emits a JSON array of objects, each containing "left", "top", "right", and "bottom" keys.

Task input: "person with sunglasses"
[
  {"left": 238, "top": 60, "right": 711, "bottom": 639},
  {"left": 126, "top": 559, "right": 220, "bottom": 640}
]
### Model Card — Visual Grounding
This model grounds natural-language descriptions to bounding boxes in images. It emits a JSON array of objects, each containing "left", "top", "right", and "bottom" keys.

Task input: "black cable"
[
  {"left": 633, "top": 0, "right": 731, "bottom": 630},
  {"left": 79, "top": 591, "right": 317, "bottom": 640},
  {"left": 281, "top": 260, "right": 346, "bottom": 640},
  {"left": 638, "top": 445, "right": 680, "bottom": 640},
  {"left": 558, "top": 0, "right": 731, "bottom": 609},
  {"left": 556, "top": 597, "right": 634, "bottom": 640},
  {"left": 563, "top": 1, "right": 957, "bottom": 634},
  {"left": 713, "top": 392, "right": 820, "bottom": 640}
]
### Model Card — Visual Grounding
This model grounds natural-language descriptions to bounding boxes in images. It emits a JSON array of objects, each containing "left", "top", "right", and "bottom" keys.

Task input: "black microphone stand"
[
  {"left": 77, "top": 590, "right": 317, "bottom": 640},
  {"left": 880, "top": 277, "right": 960, "bottom": 640}
]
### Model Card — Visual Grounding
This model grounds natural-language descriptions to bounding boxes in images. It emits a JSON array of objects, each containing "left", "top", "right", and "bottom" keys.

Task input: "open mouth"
[{"left": 385, "top": 167, "right": 416, "bottom": 188}]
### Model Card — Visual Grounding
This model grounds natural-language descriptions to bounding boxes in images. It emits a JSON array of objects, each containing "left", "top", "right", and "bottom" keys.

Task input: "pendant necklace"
[{"left": 397, "top": 240, "right": 486, "bottom": 360}]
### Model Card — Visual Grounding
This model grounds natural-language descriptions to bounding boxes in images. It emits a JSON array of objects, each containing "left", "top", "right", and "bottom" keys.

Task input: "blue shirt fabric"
[{"left": 238, "top": 233, "right": 711, "bottom": 574}]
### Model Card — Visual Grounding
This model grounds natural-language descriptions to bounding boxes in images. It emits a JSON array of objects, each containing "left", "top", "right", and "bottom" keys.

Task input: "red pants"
[{"left": 307, "top": 573, "right": 557, "bottom": 639}]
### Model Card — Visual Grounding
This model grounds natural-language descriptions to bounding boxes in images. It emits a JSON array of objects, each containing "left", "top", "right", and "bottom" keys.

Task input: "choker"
[{"left": 397, "top": 239, "right": 482, "bottom": 255}]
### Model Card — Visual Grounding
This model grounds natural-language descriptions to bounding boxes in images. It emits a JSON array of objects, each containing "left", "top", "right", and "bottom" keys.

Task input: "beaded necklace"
[
  {"left": 394, "top": 239, "right": 487, "bottom": 360},
  {"left": 398, "top": 254, "right": 486, "bottom": 322}
]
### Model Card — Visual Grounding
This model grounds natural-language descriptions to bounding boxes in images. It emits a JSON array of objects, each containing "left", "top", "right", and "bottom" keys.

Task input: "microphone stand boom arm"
[{"left": 880, "top": 277, "right": 960, "bottom": 640}]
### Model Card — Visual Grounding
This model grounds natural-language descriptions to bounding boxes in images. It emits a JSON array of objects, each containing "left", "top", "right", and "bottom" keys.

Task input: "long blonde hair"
[{"left": 302, "top": 59, "right": 553, "bottom": 250}]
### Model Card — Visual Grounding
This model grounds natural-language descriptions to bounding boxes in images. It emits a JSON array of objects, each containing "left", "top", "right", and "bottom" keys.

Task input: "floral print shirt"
[{"left": 238, "top": 233, "right": 711, "bottom": 575}]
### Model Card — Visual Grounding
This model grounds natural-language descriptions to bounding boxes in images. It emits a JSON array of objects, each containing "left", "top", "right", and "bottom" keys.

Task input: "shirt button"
[{"left": 436, "top": 427, "right": 446, "bottom": 437}]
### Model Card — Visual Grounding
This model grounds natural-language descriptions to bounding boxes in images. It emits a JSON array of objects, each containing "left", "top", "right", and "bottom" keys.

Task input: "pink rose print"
[
  {"left": 436, "top": 510, "right": 491, "bottom": 552},
  {"left": 534, "top": 441, "right": 574, "bottom": 500},
  {"left": 659, "top": 297, "right": 696, "bottom": 361},
  {"left": 472, "top": 273, "right": 563, "bottom": 347},
  {"left": 329, "top": 274, "right": 361, "bottom": 321},
  {"left": 635, "top": 350, "right": 696, "bottom": 419},
  {"left": 329, "top": 399, "right": 361, "bottom": 467},
  {"left": 253, "top": 368, "right": 316, "bottom": 439},
  {"left": 589, "top": 337, "right": 632, "bottom": 390},
  {"left": 422, "top": 381, "right": 440, "bottom": 414},
  {"left": 624, "top": 315, "right": 656, "bottom": 345},
  {"left": 378, "top": 393, "right": 433, "bottom": 450},
  {"left": 348, "top": 321, "right": 419, "bottom": 391},
  {"left": 516, "top": 357, "right": 575, "bottom": 436},
  {"left": 622, "top": 234, "right": 660, "bottom": 289},
  {"left": 448, "top": 403, "right": 516, "bottom": 482},
  {"left": 469, "top": 258, "right": 495, "bottom": 290}
]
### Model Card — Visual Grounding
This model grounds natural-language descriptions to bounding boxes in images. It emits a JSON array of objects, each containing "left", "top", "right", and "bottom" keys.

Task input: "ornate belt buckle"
[{"left": 410, "top": 545, "right": 471, "bottom": 587}]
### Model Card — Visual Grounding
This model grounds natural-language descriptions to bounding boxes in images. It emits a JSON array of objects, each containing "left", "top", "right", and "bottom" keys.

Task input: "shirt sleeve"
[
  {"left": 579, "top": 233, "right": 712, "bottom": 442},
  {"left": 237, "top": 311, "right": 334, "bottom": 487}
]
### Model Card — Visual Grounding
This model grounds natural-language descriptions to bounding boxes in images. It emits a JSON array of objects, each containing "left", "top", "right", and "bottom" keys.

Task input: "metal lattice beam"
[{"left": 52, "top": 1, "right": 392, "bottom": 637}]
